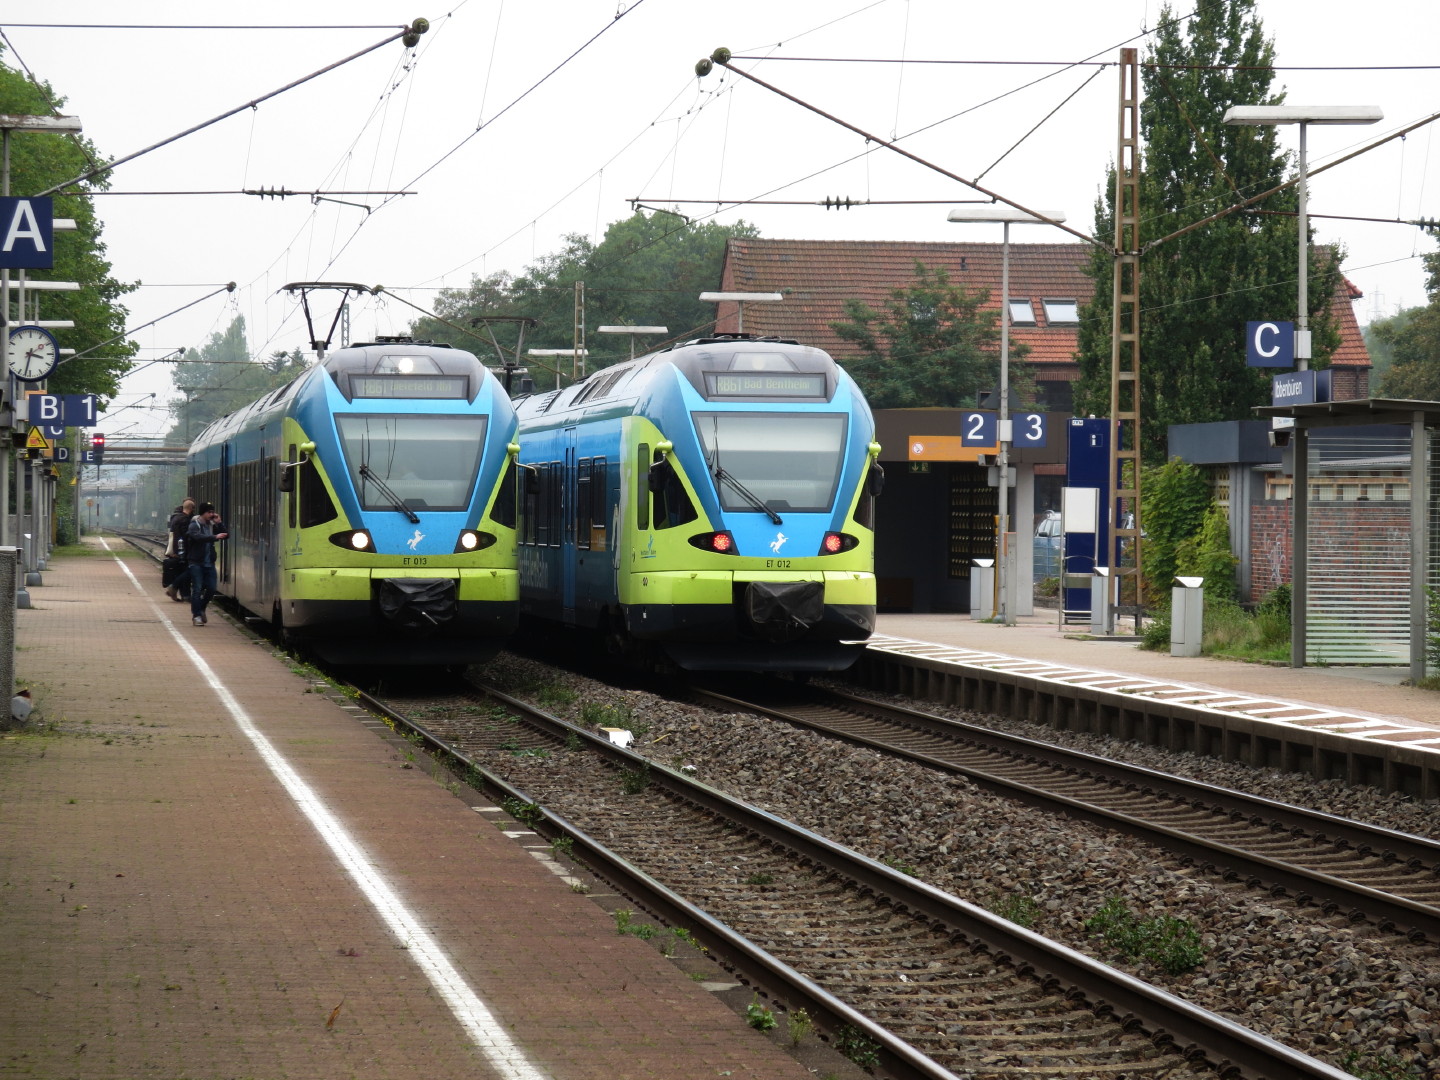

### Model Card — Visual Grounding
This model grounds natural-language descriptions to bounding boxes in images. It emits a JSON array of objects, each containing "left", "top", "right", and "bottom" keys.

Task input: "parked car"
[{"left": 1033, "top": 511, "right": 1061, "bottom": 580}]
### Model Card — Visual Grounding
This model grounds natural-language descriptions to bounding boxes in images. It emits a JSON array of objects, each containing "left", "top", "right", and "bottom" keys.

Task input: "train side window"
[
  {"left": 636, "top": 444, "right": 649, "bottom": 531},
  {"left": 548, "top": 460, "right": 562, "bottom": 546},
  {"left": 591, "top": 457, "right": 608, "bottom": 551},
  {"left": 490, "top": 459, "right": 517, "bottom": 530},
  {"left": 520, "top": 465, "right": 540, "bottom": 544},
  {"left": 576, "top": 459, "right": 592, "bottom": 551},
  {"left": 298, "top": 456, "right": 339, "bottom": 528},
  {"left": 533, "top": 463, "right": 550, "bottom": 546},
  {"left": 651, "top": 450, "right": 696, "bottom": 530}
]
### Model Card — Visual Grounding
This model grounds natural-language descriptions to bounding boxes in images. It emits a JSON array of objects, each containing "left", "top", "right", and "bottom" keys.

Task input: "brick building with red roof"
[{"left": 714, "top": 237, "right": 1373, "bottom": 408}]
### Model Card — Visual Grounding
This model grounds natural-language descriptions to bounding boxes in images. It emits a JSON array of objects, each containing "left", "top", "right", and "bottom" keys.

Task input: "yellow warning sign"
[{"left": 25, "top": 426, "right": 51, "bottom": 451}]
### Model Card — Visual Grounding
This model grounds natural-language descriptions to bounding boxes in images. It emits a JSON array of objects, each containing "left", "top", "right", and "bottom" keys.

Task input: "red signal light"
[
  {"left": 710, "top": 532, "right": 733, "bottom": 553},
  {"left": 687, "top": 531, "right": 738, "bottom": 554},
  {"left": 90, "top": 432, "right": 105, "bottom": 449},
  {"left": 819, "top": 532, "right": 858, "bottom": 554},
  {"left": 822, "top": 532, "right": 843, "bottom": 553}
]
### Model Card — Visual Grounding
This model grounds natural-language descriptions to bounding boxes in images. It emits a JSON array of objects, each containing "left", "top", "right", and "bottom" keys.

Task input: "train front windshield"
[
  {"left": 335, "top": 414, "right": 488, "bottom": 513},
  {"left": 694, "top": 412, "right": 848, "bottom": 514}
]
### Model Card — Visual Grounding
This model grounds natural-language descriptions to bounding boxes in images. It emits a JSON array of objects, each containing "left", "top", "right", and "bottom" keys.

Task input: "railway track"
[
  {"left": 686, "top": 679, "right": 1440, "bottom": 945},
  {"left": 367, "top": 675, "right": 1361, "bottom": 1080}
]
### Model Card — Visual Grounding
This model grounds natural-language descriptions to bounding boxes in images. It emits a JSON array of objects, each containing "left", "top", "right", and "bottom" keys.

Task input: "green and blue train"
[
  {"left": 513, "top": 335, "right": 881, "bottom": 671},
  {"left": 186, "top": 338, "right": 519, "bottom": 665}
]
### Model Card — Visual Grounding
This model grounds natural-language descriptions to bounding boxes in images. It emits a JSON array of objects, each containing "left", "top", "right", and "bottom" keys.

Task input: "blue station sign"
[
  {"left": 0, "top": 197, "right": 54, "bottom": 270},
  {"left": 1272, "top": 369, "right": 1332, "bottom": 407},
  {"left": 1247, "top": 321, "right": 1294, "bottom": 368}
]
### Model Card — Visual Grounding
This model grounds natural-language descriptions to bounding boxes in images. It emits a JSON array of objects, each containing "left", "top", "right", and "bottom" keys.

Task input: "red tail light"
[
  {"left": 819, "top": 532, "right": 858, "bottom": 554},
  {"left": 688, "top": 531, "right": 738, "bottom": 554}
]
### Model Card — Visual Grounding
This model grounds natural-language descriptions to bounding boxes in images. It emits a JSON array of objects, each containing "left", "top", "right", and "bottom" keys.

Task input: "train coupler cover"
[
  {"left": 378, "top": 578, "right": 458, "bottom": 634},
  {"left": 744, "top": 580, "right": 824, "bottom": 641}
]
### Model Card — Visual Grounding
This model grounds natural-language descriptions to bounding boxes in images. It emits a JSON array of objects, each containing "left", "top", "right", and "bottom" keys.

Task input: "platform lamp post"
[
  {"left": 1223, "top": 105, "right": 1382, "bottom": 670},
  {"left": 698, "top": 291, "right": 782, "bottom": 335},
  {"left": 946, "top": 205, "right": 1066, "bottom": 626},
  {"left": 1221, "top": 105, "right": 1382, "bottom": 371},
  {"left": 526, "top": 348, "right": 589, "bottom": 391},
  {"left": 597, "top": 325, "right": 668, "bottom": 360}
]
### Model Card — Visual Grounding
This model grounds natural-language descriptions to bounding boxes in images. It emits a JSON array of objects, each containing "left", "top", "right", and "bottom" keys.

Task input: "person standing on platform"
[
  {"left": 185, "top": 502, "right": 228, "bottom": 627},
  {"left": 164, "top": 498, "right": 196, "bottom": 601}
]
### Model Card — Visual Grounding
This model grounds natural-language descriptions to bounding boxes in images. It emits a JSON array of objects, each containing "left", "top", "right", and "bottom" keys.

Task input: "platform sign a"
[{"left": 0, "top": 197, "right": 54, "bottom": 270}]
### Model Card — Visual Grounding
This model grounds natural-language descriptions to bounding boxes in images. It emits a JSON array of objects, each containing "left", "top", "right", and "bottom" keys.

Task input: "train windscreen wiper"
[
  {"left": 714, "top": 466, "right": 782, "bottom": 525},
  {"left": 358, "top": 464, "right": 420, "bottom": 524}
]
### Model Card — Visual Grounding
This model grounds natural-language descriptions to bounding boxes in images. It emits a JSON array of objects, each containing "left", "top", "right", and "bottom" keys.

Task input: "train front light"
[
  {"left": 329, "top": 529, "right": 374, "bottom": 551},
  {"left": 454, "top": 530, "right": 496, "bottom": 552}
]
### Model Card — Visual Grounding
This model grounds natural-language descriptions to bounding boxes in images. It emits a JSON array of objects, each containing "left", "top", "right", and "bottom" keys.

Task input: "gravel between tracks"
[{"left": 479, "top": 654, "right": 1440, "bottom": 1079}]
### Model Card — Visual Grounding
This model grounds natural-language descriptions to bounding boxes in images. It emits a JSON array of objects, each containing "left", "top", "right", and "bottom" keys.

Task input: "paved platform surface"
[
  {"left": 1, "top": 539, "right": 812, "bottom": 1080},
  {"left": 875, "top": 610, "right": 1440, "bottom": 734}
]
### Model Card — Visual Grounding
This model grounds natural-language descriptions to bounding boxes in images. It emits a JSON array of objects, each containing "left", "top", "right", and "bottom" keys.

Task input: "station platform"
[
  {"left": 0, "top": 539, "right": 813, "bottom": 1080},
  {"left": 874, "top": 609, "right": 1440, "bottom": 735}
]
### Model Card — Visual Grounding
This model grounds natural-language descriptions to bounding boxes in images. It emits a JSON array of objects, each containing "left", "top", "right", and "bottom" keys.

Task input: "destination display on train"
[
  {"left": 704, "top": 372, "right": 827, "bottom": 398},
  {"left": 351, "top": 374, "right": 469, "bottom": 399}
]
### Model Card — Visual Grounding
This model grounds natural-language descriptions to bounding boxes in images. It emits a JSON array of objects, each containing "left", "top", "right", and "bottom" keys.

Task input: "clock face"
[{"left": 8, "top": 326, "right": 58, "bottom": 382}]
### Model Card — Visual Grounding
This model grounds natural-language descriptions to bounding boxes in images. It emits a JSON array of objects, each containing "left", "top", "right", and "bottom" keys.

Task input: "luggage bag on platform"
[{"left": 161, "top": 556, "right": 184, "bottom": 587}]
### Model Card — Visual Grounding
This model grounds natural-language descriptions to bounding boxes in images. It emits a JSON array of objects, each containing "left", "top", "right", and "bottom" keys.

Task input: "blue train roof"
[{"left": 514, "top": 335, "right": 845, "bottom": 424}]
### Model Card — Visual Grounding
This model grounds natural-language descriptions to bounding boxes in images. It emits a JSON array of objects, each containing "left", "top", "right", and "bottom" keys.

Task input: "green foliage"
[
  {"left": 1338, "top": 1048, "right": 1426, "bottom": 1080},
  {"left": 1085, "top": 897, "right": 1205, "bottom": 974},
  {"left": 1374, "top": 249, "right": 1440, "bottom": 398},
  {"left": 1074, "top": 1, "right": 1343, "bottom": 462},
  {"left": 169, "top": 318, "right": 306, "bottom": 443},
  {"left": 1426, "top": 587, "right": 1440, "bottom": 676},
  {"left": 829, "top": 261, "right": 1029, "bottom": 408},
  {"left": 619, "top": 762, "right": 650, "bottom": 795},
  {"left": 1174, "top": 503, "right": 1238, "bottom": 603},
  {"left": 988, "top": 892, "right": 1041, "bottom": 929},
  {"left": 745, "top": 996, "right": 777, "bottom": 1032},
  {"left": 1140, "top": 459, "right": 1212, "bottom": 592},
  {"left": 408, "top": 210, "right": 759, "bottom": 379},
  {"left": 536, "top": 683, "right": 578, "bottom": 707},
  {"left": 786, "top": 1007, "right": 813, "bottom": 1046},
  {"left": 499, "top": 797, "right": 543, "bottom": 827},
  {"left": 580, "top": 701, "right": 633, "bottom": 728},
  {"left": 834, "top": 1026, "right": 881, "bottom": 1070},
  {"left": 0, "top": 59, "right": 137, "bottom": 403}
]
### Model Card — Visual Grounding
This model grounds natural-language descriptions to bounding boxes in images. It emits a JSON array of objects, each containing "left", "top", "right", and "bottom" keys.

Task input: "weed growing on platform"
[
  {"left": 548, "top": 835, "right": 573, "bottom": 860},
  {"left": 745, "top": 996, "right": 777, "bottom": 1032},
  {"left": 1084, "top": 896, "right": 1205, "bottom": 975},
  {"left": 612, "top": 908, "right": 657, "bottom": 939},
  {"left": 500, "top": 797, "right": 542, "bottom": 828},
  {"left": 787, "top": 1007, "right": 813, "bottom": 1046}
]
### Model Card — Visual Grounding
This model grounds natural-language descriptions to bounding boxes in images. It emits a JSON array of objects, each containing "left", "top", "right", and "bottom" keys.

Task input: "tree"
[
  {"left": 829, "top": 261, "right": 1025, "bottom": 409},
  {"left": 1073, "top": 0, "right": 1342, "bottom": 462},
  {"left": 168, "top": 316, "right": 304, "bottom": 442},
  {"left": 0, "top": 55, "right": 136, "bottom": 401},
  {"left": 1373, "top": 246, "right": 1440, "bottom": 399},
  {"left": 408, "top": 211, "right": 759, "bottom": 379}
]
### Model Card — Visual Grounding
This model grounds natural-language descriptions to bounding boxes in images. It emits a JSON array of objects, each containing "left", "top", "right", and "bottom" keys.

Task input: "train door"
[{"left": 561, "top": 427, "right": 579, "bottom": 622}]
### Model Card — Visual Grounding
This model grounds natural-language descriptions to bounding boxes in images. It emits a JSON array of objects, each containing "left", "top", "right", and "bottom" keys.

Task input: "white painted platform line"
[{"left": 106, "top": 544, "right": 549, "bottom": 1080}]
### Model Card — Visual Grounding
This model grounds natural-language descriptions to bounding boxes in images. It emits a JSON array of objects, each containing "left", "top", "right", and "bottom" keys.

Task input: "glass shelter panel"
[{"left": 1305, "top": 430, "right": 1412, "bottom": 665}]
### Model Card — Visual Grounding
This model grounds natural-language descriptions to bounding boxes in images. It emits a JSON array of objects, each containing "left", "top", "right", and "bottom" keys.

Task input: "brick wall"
[{"left": 1249, "top": 499, "right": 1409, "bottom": 601}]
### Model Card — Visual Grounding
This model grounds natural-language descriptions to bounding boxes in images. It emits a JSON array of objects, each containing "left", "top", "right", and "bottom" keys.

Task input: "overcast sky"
[{"left": 3, "top": 0, "right": 1435, "bottom": 436}]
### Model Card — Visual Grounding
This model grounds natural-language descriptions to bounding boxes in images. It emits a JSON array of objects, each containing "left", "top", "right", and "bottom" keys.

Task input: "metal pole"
[
  {"left": 1, "top": 129, "right": 11, "bottom": 552},
  {"left": 1296, "top": 121, "right": 1310, "bottom": 372},
  {"left": 998, "top": 222, "right": 1013, "bottom": 626}
]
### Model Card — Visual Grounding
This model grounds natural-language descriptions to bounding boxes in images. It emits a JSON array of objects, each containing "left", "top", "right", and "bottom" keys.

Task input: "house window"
[
  {"left": 1007, "top": 298, "right": 1036, "bottom": 325},
  {"left": 1042, "top": 298, "right": 1079, "bottom": 324}
]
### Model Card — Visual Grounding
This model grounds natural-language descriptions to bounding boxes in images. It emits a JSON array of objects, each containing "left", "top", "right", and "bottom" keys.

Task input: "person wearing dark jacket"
[
  {"left": 164, "top": 498, "right": 196, "bottom": 602},
  {"left": 185, "top": 503, "right": 228, "bottom": 626}
]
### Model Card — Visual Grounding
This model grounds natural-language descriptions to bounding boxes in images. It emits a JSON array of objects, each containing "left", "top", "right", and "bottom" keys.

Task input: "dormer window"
[
  {"left": 1007, "top": 298, "right": 1036, "bottom": 326},
  {"left": 1042, "top": 298, "right": 1079, "bottom": 325}
]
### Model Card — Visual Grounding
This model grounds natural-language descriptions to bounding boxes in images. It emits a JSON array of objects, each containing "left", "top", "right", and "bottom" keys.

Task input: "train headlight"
[
  {"left": 819, "top": 532, "right": 858, "bottom": 554},
  {"left": 329, "top": 529, "right": 374, "bottom": 551},
  {"left": 454, "top": 530, "right": 496, "bottom": 552},
  {"left": 688, "top": 531, "right": 738, "bottom": 555}
]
